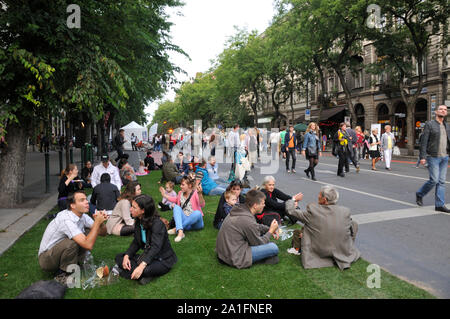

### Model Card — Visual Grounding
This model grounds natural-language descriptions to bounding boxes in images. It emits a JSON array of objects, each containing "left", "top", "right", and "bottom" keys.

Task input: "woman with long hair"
[
  {"left": 369, "top": 128, "right": 381, "bottom": 170},
  {"left": 57, "top": 164, "right": 83, "bottom": 210},
  {"left": 115, "top": 194, "right": 177, "bottom": 285},
  {"left": 160, "top": 176, "right": 205, "bottom": 243},
  {"left": 106, "top": 181, "right": 142, "bottom": 236},
  {"left": 302, "top": 122, "right": 322, "bottom": 181}
]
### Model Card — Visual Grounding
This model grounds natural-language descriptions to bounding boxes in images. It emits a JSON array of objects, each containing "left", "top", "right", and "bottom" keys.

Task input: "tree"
[
  {"left": 366, "top": 0, "right": 449, "bottom": 155},
  {"left": 0, "top": 0, "right": 185, "bottom": 206}
]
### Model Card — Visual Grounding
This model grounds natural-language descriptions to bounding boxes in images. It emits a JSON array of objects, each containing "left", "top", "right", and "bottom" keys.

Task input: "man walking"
[
  {"left": 416, "top": 105, "right": 450, "bottom": 213},
  {"left": 345, "top": 122, "right": 360, "bottom": 173},
  {"left": 334, "top": 123, "right": 349, "bottom": 177},
  {"left": 114, "top": 129, "right": 126, "bottom": 162},
  {"left": 130, "top": 133, "right": 137, "bottom": 151},
  {"left": 284, "top": 125, "right": 297, "bottom": 173}
]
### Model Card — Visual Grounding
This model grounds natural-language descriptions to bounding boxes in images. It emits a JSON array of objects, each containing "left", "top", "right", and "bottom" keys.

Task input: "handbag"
[{"left": 393, "top": 146, "right": 400, "bottom": 156}]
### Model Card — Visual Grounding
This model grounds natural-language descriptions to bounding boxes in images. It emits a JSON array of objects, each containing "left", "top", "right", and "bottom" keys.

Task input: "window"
[
  {"left": 414, "top": 57, "right": 426, "bottom": 76},
  {"left": 354, "top": 70, "right": 363, "bottom": 88}
]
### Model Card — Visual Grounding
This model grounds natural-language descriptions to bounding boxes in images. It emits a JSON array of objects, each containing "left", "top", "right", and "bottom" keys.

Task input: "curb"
[{"left": 0, "top": 193, "right": 58, "bottom": 257}]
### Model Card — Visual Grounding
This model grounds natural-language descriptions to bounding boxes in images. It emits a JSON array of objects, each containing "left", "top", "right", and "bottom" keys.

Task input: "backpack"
[{"left": 16, "top": 280, "right": 66, "bottom": 299}]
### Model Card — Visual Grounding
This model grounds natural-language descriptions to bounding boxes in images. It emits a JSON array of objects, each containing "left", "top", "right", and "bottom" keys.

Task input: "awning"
[
  {"left": 318, "top": 106, "right": 346, "bottom": 121},
  {"left": 258, "top": 117, "right": 273, "bottom": 124}
]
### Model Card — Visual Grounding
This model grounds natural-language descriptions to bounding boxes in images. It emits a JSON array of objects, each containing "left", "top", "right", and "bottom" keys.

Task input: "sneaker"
[
  {"left": 287, "top": 248, "right": 301, "bottom": 256},
  {"left": 416, "top": 194, "right": 423, "bottom": 206},
  {"left": 167, "top": 228, "right": 177, "bottom": 235},
  {"left": 138, "top": 276, "right": 155, "bottom": 285},
  {"left": 292, "top": 169, "right": 296, "bottom": 173},
  {"left": 53, "top": 271, "right": 70, "bottom": 287},
  {"left": 287, "top": 170, "right": 291, "bottom": 173},
  {"left": 174, "top": 233, "right": 185, "bottom": 242}
]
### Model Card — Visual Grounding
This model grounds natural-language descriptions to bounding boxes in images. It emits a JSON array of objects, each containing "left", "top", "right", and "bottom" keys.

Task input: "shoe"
[
  {"left": 386, "top": 168, "right": 391, "bottom": 171},
  {"left": 53, "top": 271, "right": 70, "bottom": 287},
  {"left": 138, "top": 276, "right": 155, "bottom": 285},
  {"left": 167, "top": 228, "right": 177, "bottom": 235},
  {"left": 262, "top": 256, "right": 279, "bottom": 264},
  {"left": 338, "top": 173, "right": 345, "bottom": 177},
  {"left": 287, "top": 248, "right": 301, "bottom": 256},
  {"left": 287, "top": 170, "right": 291, "bottom": 173},
  {"left": 158, "top": 204, "right": 162, "bottom": 209},
  {"left": 311, "top": 176, "right": 317, "bottom": 181},
  {"left": 292, "top": 169, "right": 296, "bottom": 173},
  {"left": 304, "top": 169, "right": 310, "bottom": 178},
  {"left": 356, "top": 166, "right": 360, "bottom": 173},
  {"left": 174, "top": 233, "right": 185, "bottom": 242},
  {"left": 415, "top": 165, "right": 419, "bottom": 168},
  {"left": 371, "top": 168, "right": 377, "bottom": 171},
  {"left": 435, "top": 206, "right": 450, "bottom": 213},
  {"left": 416, "top": 194, "right": 423, "bottom": 206}
]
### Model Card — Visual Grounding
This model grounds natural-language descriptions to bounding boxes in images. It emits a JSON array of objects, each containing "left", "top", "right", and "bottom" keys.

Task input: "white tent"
[{"left": 120, "top": 121, "right": 148, "bottom": 150}]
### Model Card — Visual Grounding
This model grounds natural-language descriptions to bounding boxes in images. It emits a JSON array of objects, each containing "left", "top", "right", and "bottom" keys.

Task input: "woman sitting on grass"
[
  {"left": 106, "top": 181, "right": 141, "bottom": 236},
  {"left": 115, "top": 194, "right": 177, "bottom": 285},
  {"left": 159, "top": 176, "right": 205, "bottom": 243}
]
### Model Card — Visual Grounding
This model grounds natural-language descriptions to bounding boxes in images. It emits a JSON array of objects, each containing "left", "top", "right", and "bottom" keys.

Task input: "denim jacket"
[{"left": 302, "top": 132, "right": 320, "bottom": 151}]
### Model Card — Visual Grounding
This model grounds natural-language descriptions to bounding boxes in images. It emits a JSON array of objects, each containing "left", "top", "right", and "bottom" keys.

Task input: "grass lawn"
[{"left": 0, "top": 171, "right": 435, "bottom": 299}]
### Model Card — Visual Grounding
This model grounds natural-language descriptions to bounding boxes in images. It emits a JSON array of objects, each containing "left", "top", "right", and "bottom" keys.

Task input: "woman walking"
[
  {"left": 302, "top": 122, "right": 322, "bottom": 181},
  {"left": 369, "top": 128, "right": 381, "bottom": 170}
]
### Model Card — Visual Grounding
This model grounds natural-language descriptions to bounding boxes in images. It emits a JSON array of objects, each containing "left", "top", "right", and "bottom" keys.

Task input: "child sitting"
[
  {"left": 217, "top": 190, "right": 238, "bottom": 229},
  {"left": 136, "top": 160, "right": 148, "bottom": 176},
  {"left": 158, "top": 181, "right": 177, "bottom": 211}
]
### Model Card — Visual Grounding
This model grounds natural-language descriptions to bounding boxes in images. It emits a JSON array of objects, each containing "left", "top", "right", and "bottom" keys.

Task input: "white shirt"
[
  {"left": 91, "top": 162, "right": 122, "bottom": 190},
  {"left": 228, "top": 130, "right": 240, "bottom": 148},
  {"left": 39, "top": 210, "right": 94, "bottom": 255}
]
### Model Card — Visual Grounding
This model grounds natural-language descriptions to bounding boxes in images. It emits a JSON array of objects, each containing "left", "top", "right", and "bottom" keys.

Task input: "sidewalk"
[{"left": 0, "top": 148, "right": 88, "bottom": 256}]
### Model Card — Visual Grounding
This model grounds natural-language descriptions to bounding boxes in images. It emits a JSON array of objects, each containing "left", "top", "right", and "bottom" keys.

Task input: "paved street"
[{"left": 125, "top": 147, "right": 450, "bottom": 298}]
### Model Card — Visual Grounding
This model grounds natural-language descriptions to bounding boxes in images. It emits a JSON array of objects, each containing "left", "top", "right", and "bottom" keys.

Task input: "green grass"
[{"left": 0, "top": 172, "right": 435, "bottom": 299}]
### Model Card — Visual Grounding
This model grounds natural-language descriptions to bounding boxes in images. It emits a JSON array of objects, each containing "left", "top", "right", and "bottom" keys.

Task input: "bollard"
[
  {"left": 81, "top": 146, "right": 85, "bottom": 168},
  {"left": 45, "top": 152, "right": 50, "bottom": 193},
  {"left": 58, "top": 149, "right": 63, "bottom": 174}
]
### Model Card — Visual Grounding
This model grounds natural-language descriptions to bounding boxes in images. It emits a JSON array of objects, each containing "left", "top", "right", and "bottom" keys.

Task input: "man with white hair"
[
  {"left": 381, "top": 125, "right": 396, "bottom": 170},
  {"left": 288, "top": 185, "right": 360, "bottom": 270}
]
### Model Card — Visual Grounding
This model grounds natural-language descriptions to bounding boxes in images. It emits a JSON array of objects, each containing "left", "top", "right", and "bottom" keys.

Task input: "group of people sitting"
[{"left": 41, "top": 153, "right": 360, "bottom": 287}]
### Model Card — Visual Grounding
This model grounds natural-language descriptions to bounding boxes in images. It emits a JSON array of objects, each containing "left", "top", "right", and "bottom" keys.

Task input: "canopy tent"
[
  {"left": 120, "top": 121, "right": 148, "bottom": 150},
  {"left": 294, "top": 123, "right": 308, "bottom": 132}
]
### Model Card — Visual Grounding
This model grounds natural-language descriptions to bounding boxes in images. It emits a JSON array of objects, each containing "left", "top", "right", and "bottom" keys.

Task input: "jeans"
[
  {"left": 417, "top": 156, "right": 448, "bottom": 207},
  {"left": 251, "top": 242, "right": 279, "bottom": 264},
  {"left": 173, "top": 205, "right": 204, "bottom": 231},
  {"left": 286, "top": 148, "right": 296, "bottom": 170},
  {"left": 208, "top": 184, "right": 228, "bottom": 196}
]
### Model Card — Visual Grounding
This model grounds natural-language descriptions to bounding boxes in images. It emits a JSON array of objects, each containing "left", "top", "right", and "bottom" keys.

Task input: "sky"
[{"left": 144, "top": 0, "right": 276, "bottom": 124}]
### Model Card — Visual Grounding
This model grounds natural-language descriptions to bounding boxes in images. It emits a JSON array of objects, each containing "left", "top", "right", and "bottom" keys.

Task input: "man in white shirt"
[
  {"left": 38, "top": 191, "right": 108, "bottom": 285},
  {"left": 380, "top": 125, "right": 396, "bottom": 171},
  {"left": 91, "top": 154, "right": 122, "bottom": 190},
  {"left": 131, "top": 133, "right": 137, "bottom": 151}
]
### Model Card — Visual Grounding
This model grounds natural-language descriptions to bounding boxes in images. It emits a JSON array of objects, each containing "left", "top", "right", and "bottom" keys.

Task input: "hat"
[{"left": 101, "top": 155, "right": 109, "bottom": 162}]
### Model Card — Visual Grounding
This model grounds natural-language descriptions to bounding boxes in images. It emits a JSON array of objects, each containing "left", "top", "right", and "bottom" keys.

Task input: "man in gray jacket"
[
  {"left": 216, "top": 189, "right": 280, "bottom": 269},
  {"left": 289, "top": 185, "right": 360, "bottom": 270},
  {"left": 416, "top": 105, "right": 450, "bottom": 213}
]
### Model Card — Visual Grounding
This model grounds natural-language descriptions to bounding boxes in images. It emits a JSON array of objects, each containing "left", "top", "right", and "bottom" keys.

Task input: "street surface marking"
[
  {"left": 351, "top": 206, "right": 441, "bottom": 225},
  {"left": 307, "top": 161, "right": 450, "bottom": 184},
  {"left": 302, "top": 178, "right": 418, "bottom": 208}
]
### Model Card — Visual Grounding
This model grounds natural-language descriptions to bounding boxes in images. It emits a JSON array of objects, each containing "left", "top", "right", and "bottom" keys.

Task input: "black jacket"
[
  {"left": 125, "top": 218, "right": 177, "bottom": 268},
  {"left": 81, "top": 167, "right": 93, "bottom": 182},
  {"left": 90, "top": 182, "right": 120, "bottom": 210},
  {"left": 260, "top": 188, "right": 291, "bottom": 214},
  {"left": 58, "top": 175, "right": 82, "bottom": 199},
  {"left": 213, "top": 193, "right": 246, "bottom": 229},
  {"left": 144, "top": 155, "right": 156, "bottom": 170},
  {"left": 419, "top": 120, "right": 450, "bottom": 160}
]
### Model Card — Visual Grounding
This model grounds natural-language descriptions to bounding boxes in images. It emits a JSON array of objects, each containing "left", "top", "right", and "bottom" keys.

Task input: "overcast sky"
[{"left": 144, "top": 0, "right": 276, "bottom": 124}]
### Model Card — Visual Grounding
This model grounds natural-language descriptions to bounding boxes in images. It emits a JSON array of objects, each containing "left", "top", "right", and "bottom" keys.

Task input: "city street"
[{"left": 125, "top": 148, "right": 450, "bottom": 298}]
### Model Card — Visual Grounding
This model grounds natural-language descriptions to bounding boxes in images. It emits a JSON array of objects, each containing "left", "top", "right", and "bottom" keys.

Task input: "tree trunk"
[
  {"left": 335, "top": 68, "right": 357, "bottom": 125},
  {"left": 0, "top": 121, "right": 29, "bottom": 207}
]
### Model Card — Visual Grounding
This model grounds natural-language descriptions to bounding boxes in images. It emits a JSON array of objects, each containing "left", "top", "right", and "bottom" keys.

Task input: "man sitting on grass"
[
  {"left": 288, "top": 185, "right": 360, "bottom": 270},
  {"left": 216, "top": 189, "right": 280, "bottom": 269},
  {"left": 38, "top": 191, "right": 108, "bottom": 286}
]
